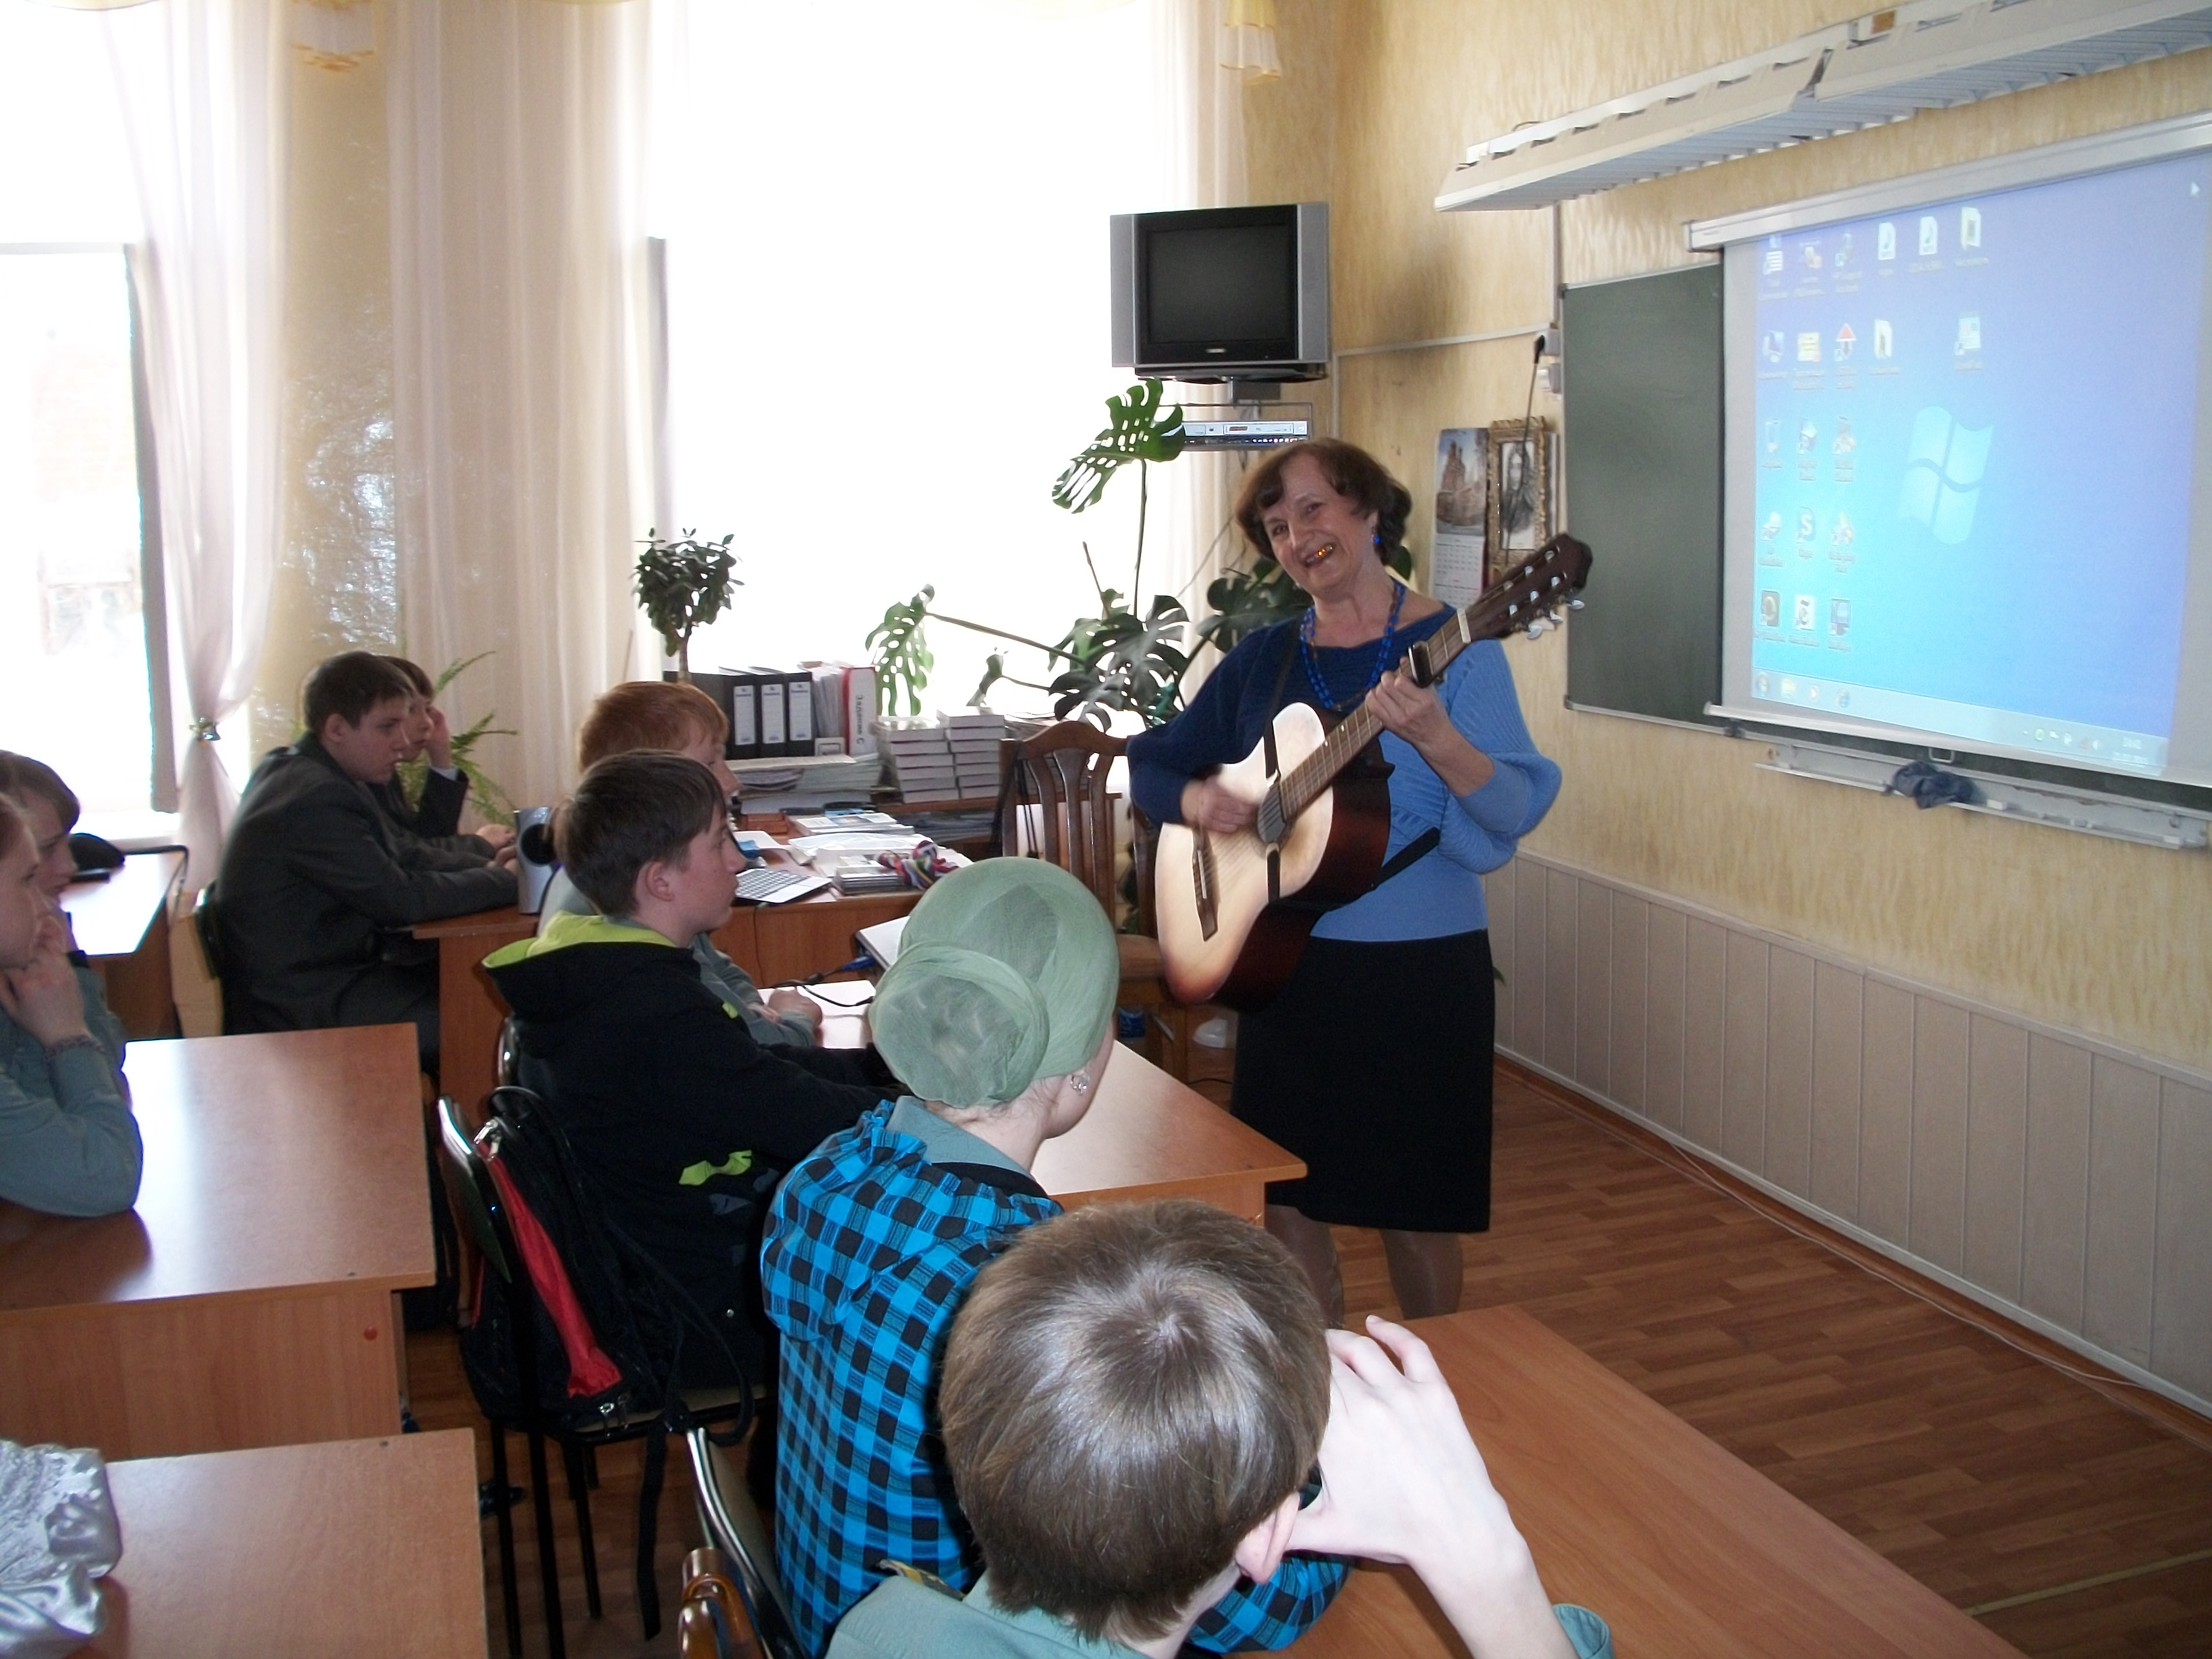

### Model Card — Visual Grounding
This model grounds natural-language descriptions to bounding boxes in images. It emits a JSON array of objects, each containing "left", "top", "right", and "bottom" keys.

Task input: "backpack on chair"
[{"left": 460, "top": 1085, "right": 743, "bottom": 1437}]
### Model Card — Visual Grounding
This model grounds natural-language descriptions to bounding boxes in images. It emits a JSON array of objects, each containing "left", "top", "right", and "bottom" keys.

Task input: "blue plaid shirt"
[{"left": 763, "top": 1101, "right": 1348, "bottom": 1656}]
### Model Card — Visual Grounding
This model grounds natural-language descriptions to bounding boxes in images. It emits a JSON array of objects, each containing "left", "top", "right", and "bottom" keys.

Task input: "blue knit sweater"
[{"left": 1128, "top": 612, "right": 1559, "bottom": 941}]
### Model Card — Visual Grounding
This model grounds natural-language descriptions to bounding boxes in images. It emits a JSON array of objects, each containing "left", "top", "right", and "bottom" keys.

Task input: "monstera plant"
[
  {"left": 866, "top": 383, "right": 1415, "bottom": 727},
  {"left": 868, "top": 381, "right": 1196, "bottom": 727}
]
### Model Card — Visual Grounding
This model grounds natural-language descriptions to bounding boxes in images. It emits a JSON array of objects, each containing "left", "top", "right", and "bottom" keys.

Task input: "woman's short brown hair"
[
  {"left": 0, "top": 792, "right": 28, "bottom": 865},
  {"left": 0, "top": 753, "right": 80, "bottom": 833},
  {"left": 941, "top": 1199, "right": 1329, "bottom": 1644},
  {"left": 1233, "top": 437, "right": 1413, "bottom": 564},
  {"left": 577, "top": 681, "right": 729, "bottom": 770}
]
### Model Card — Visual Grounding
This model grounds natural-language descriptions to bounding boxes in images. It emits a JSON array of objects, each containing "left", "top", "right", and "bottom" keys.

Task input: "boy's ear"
[
  {"left": 1231, "top": 1491, "right": 1302, "bottom": 1588},
  {"left": 633, "top": 855, "right": 672, "bottom": 910}
]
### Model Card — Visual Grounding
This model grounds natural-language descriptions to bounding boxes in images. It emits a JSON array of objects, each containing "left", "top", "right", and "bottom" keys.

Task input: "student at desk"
[
  {"left": 213, "top": 651, "right": 517, "bottom": 1070},
  {"left": 0, "top": 793, "right": 141, "bottom": 1216},
  {"left": 371, "top": 656, "right": 513, "bottom": 861},
  {"left": 0, "top": 752, "right": 131, "bottom": 1006},
  {"left": 539, "top": 679, "right": 828, "bottom": 1050},
  {"left": 763, "top": 857, "right": 1346, "bottom": 1657},
  {"left": 831, "top": 1200, "right": 1608, "bottom": 1659},
  {"left": 487, "top": 752, "right": 883, "bottom": 1388}
]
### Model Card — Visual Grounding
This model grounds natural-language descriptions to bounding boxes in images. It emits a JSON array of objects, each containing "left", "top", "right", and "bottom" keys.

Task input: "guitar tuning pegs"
[
  {"left": 1568, "top": 598, "right": 1585, "bottom": 610},
  {"left": 1526, "top": 619, "right": 1548, "bottom": 637}
]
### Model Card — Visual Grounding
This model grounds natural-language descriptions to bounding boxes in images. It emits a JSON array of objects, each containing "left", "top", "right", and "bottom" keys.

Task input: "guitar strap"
[
  {"left": 1259, "top": 633, "right": 1300, "bottom": 903},
  {"left": 1373, "top": 826, "right": 1439, "bottom": 887}
]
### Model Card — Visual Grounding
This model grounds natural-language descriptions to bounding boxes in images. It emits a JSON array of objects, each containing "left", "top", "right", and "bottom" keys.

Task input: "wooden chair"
[
  {"left": 677, "top": 1547, "right": 766, "bottom": 1659},
  {"left": 994, "top": 722, "right": 1186, "bottom": 1073},
  {"left": 685, "top": 1428, "right": 810, "bottom": 1659},
  {"left": 434, "top": 1092, "right": 754, "bottom": 1659},
  {"left": 168, "top": 886, "right": 225, "bottom": 1038}
]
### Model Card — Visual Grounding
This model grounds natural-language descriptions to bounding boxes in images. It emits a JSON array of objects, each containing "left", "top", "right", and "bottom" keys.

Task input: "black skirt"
[{"left": 1233, "top": 929, "right": 1495, "bottom": 1233}]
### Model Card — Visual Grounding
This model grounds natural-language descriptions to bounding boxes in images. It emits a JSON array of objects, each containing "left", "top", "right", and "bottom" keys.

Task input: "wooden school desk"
[
  {"left": 92, "top": 1430, "right": 487, "bottom": 1657},
  {"left": 810, "top": 993, "right": 1303, "bottom": 1223},
  {"left": 415, "top": 871, "right": 920, "bottom": 1114},
  {"left": 0, "top": 1026, "right": 432, "bottom": 1461},
  {"left": 59, "top": 849, "right": 185, "bottom": 1040},
  {"left": 1290, "top": 1306, "right": 2019, "bottom": 1658}
]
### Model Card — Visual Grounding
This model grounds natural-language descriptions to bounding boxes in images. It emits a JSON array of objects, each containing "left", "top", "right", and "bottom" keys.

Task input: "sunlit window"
[
  {"left": 658, "top": 1, "right": 1172, "bottom": 710},
  {"left": 0, "top": 0, "right": 150, "bottom": 812},
  {"left": 0, "top": 253, "right": 150, "bottom": 811}
]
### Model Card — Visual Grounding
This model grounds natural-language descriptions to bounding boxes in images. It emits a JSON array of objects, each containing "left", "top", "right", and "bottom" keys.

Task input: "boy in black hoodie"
[{"left": 484, "top": 751, "right": 883, "bottom": 1385}]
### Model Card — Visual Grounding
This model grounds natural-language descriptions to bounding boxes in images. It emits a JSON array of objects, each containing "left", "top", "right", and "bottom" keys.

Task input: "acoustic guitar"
[{"left": 1154, "top": 534, "right": 1591, "bottom": 1011}]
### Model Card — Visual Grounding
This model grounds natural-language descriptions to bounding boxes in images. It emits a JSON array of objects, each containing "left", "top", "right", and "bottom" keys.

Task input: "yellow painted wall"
[{"left": 1249, "top": 1, "right": 2212, "bottom": 1072}]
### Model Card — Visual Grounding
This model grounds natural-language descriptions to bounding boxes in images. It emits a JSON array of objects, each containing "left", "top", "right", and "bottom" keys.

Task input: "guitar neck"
[{"left": 1274, "top": 535, "right": 1590, "bottom": 820}]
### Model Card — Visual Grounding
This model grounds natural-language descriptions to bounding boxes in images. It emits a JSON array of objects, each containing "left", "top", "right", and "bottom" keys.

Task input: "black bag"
[{"left": 459, "top": 1087, "right": 735, "bottom": 1437}]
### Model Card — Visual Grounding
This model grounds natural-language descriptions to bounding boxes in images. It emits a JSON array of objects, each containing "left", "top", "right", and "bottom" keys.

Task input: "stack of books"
[
  {"left": 875, "top": 717, "right": 956, "bottom": 802},
  {"left": 946, "top": 711, "right": 1008, "bottom": 799}
]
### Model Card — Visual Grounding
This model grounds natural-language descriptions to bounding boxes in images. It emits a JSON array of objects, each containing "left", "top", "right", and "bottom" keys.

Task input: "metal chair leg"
[
  {"left": 525, "top": 1425, "right": 566, "bottom": 1659},
  {"left": 489, "top": 1423, "right": 522, "bottom": 1659},
  {"left": 563, "top": 1440, "right": 604, "bottom": 1619}
]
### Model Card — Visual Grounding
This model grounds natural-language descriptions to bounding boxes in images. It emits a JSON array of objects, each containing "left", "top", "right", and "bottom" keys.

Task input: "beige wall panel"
[
  {"left": 1243, "top": 0, "right": 1337, "bottom": 209},
  {"left": 1809, "top": 959, "right": 1862, "bottom": 1218},
  {"left": 1682, "top": 915, "right": 1725, "bottom": 1151},
  {"left": 2085, "top": 1056, "right": 2162, "bottom": 1366},
  {"left": 1645, "top": 901, "right": 1686, "bottom": 1132},
  {"left": 1512, "top": 853, "right": 1547, "bottom": 1057},
  {"left": 1908, "top": 997, "right": 1970, "bottom": 1275},
  {"left": 1253, "top": 2, "right": 2212, "bottom": 1076},
  {"left": 1964, "top": 1015, "right": 2030, "bottom": 1303},
  {"left": 2022, "top": 1034, "right": 2092, "bottom": 1332},
  {"left": 1545, "top": 865, "right": 1579, "bottom": 1073},
  {"left": 1483, "top": 864, "right": 1515, "bottom": 1021},
  {"left": 1765, "top": 945, "right": 1814, "bottom": 1198},
  {"left": 1859, "top": 979, "right": 1914, "bottom": 1244},
  {"left": 1722, "top": 932, "right": 1768, "bottom": 1171},
  {"left": 2153, "top": 1079, "right": 2212, "bottom": 1399},
  {"left": 1609, "top": 890, "right": 1648, "bottom": 1115},
  {"left": 1575, "top": 877, "right": 1612, "bottom": 1095}
]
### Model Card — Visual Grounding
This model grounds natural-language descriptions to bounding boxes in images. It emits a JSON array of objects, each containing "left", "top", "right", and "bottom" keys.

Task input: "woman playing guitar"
[{"left": 1127, "top": 440, "right": 1559, "bottom": 1323}]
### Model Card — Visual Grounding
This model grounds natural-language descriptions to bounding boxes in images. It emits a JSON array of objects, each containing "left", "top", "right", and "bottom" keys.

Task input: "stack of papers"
[
  {"left": 945, "top": 711, "right": 1008, "bottom": 798},
  {"left": 875, "top": 717, "right": 956, "bottom": 801},
  {"left": 731, "top": 751, "right": 883, "bottom": 813}
]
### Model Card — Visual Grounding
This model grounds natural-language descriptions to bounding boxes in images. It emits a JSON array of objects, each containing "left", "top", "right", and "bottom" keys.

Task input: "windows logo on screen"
[{"left": 1899, "top": 407, "right": 1993, "bottom": 545}]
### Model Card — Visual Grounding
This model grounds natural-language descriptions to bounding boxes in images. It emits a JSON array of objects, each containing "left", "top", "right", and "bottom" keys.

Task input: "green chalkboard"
[{"left": 1560, "top": 263, "right": 1724, "bottom": 727}]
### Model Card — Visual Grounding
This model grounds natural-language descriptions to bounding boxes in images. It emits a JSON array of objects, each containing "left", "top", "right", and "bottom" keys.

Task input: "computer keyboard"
[{"left": 734, "top": 866, "right": 829, "bottom": 904}]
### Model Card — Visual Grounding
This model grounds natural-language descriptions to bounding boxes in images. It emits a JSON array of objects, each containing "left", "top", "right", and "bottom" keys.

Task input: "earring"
[{"left": 1070, "top": 1072, "right": 1091, "bottom": 1095}]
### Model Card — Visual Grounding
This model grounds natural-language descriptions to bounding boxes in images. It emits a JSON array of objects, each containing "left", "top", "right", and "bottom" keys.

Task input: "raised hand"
[{"left": 1290, "top": 1316, "right": 1575, "bottom": 1659}]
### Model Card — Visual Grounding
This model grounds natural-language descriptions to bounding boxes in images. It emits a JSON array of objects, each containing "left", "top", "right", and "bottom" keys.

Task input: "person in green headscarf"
[{"left": 760, "top": 857, "right": 1350, "bottom": 1655}]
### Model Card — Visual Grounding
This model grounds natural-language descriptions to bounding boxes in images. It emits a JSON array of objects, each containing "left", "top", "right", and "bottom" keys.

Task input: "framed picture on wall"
[{"left": 1486, "top": 417, "right": 1551, "bottom": 584}]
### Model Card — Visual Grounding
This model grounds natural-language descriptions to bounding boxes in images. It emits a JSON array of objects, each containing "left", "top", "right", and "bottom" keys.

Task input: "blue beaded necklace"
[{"left": 1299, "top": 577, "right": 1406, "bottom": 712}]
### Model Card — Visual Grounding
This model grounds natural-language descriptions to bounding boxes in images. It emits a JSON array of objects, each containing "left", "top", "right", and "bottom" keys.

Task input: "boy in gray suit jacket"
[{"left": 213, "top": 651, "right": 516, "bottom": 1071}]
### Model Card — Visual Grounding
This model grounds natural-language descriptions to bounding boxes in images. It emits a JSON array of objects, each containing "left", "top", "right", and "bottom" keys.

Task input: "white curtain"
[
  {"left": 104, "top": 0, "right": 289, "bottom": 877},
  {"left": 1146, "top": 0, "right": 1262, "bottom": 652},
  {"left": 386, "top": 0, "right": 656, "bottom": 810}
]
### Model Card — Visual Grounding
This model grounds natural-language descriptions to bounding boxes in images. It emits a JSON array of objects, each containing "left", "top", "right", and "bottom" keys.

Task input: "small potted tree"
[{"left": 634, "top": 528, "right": 739, "bottom": 683}]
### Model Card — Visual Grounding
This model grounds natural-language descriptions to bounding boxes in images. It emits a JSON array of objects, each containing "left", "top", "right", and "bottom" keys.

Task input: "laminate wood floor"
[{"left": 408, "top": 1063, "right": 2212, "bottom": 1658}]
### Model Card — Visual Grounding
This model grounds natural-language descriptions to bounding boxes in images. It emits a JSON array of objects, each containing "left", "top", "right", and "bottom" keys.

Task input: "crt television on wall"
[{"left": 1111, "top": 203, "right": 1329, "bottom": 383}]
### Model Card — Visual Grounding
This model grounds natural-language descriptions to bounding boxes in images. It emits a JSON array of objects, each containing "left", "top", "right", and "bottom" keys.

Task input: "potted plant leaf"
[
  {"left": 868, "top": 381, "right": 1196, "bottom": 726},
  {"left": 635, "top": 529, "right": 740, "bottom": 683}
]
